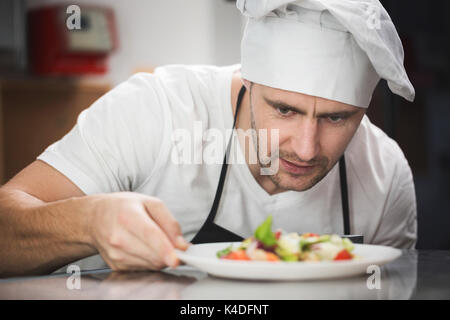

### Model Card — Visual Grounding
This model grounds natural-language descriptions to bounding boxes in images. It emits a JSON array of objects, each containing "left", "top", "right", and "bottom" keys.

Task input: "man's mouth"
[{"left": 279, "top": 158, "right": 316, "bottom": 175}]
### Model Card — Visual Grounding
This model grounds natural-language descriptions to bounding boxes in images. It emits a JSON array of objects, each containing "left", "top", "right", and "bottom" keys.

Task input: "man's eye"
[
  {"left": 277, "top": 107, "right": 293, "bottom": 116},
  {"left": 327, "top": 115, "right": 343, "bottom": 123}
]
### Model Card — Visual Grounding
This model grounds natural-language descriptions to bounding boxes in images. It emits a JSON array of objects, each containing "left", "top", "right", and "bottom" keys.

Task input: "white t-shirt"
[{"left": 37, "top": 64, "right": 417, "bottom": 249}]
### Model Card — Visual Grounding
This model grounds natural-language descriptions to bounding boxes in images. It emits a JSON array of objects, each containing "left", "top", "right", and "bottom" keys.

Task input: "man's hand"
[{"left": 86, "top": 192, "right": 190, "bottom": 271}]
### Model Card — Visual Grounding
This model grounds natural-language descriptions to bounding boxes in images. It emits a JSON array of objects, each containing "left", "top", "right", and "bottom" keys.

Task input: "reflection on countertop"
[{"left": 1, "top": 250, "right": 435, "bottom": 299}]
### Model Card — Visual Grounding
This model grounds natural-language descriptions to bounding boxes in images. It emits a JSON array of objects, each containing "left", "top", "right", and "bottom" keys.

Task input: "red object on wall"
[{"left": 28, "top": 5, "right": 118, "bottom": 75}]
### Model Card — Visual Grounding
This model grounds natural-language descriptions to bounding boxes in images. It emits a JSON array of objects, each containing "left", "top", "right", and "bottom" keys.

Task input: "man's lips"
[{"left": 279, "top": 158, "right": 316, "bottom": 175}]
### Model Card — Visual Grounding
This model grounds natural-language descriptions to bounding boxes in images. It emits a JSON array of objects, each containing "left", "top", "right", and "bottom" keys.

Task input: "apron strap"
[
  {"left": 339, "top": 155, "right": 351, "bottom": 235},
  {"left": 204, "top": 85, "right": 246, "bottom": 225}
]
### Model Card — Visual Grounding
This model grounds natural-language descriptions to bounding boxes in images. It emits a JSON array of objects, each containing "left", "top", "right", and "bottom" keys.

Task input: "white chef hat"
[{"left": 237, "top": 0, "right": 415, "bottom": 108}]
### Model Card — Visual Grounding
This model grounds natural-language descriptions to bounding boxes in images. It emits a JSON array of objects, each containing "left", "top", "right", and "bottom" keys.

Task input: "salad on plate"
[{"left": 217, "top": 216, "right": 356, "bottom": 262}]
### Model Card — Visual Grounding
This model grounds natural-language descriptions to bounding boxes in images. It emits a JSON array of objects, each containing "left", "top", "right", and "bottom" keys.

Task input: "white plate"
[{"left": 176, "top": 242, "right": 402, "bottom": 281}]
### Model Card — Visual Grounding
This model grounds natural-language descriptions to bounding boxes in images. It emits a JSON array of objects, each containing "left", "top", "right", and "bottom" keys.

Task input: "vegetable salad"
[{"left": 217, "top": 216, "right": 355, "bottom": 262}]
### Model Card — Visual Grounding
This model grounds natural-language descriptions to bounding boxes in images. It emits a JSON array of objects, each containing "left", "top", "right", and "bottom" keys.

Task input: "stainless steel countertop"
[{"left": 1, "top": 250, "right": 449, "bottom": 299}]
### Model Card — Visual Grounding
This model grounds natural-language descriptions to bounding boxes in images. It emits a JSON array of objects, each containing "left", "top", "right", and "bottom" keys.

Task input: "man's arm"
[
  {"left": 0, "top": 160, "right": 189, "bottom": 277},
  {"left": 0, "top": 160, "right": 93, "bottom": 276}
]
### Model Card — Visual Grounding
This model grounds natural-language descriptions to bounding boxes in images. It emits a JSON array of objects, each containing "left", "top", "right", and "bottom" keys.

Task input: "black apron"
[{"left": 191, "top": 86, "right": 363, "bottom": 244}]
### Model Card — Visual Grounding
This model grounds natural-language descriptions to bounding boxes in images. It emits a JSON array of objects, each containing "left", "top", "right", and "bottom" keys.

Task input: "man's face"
[{"left": 248, "top": 82, "right": 366, "bottom": 192}]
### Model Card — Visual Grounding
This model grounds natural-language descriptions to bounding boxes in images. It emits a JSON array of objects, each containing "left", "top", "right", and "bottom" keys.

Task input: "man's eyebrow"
[{"left": 263, "top": 97, "right": 359, "bottom": 118}]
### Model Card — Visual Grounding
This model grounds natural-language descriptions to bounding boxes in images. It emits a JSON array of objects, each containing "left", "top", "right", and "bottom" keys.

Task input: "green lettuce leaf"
[{"left": 254, "top": 215, "right": 277, "bottom": 247}]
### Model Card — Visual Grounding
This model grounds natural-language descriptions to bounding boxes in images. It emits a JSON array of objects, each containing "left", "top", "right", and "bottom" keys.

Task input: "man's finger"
[
  {"left": 124, "top": 208, "right": 180, "bottom": 268},
  {"left": 142, "top": 197, "right": 190, "bottom": 250},
  {"left": 107, "top": 226, "right": 172, "bottom": 269}
]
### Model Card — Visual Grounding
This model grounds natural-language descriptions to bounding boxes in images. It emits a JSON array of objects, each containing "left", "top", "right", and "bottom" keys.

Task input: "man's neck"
[{"left": 230, "top": 71, "right": 283, "bottom": 195}]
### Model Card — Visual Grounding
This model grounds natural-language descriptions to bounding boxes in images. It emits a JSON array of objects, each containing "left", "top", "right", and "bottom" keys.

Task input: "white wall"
[{"left": 27, "top": 0, "right": 243, "bottom": 85}]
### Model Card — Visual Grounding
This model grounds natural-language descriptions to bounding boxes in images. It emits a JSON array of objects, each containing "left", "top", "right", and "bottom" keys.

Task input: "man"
[{"left": 0, "top": 0, "right": 416, "bottom": 277}]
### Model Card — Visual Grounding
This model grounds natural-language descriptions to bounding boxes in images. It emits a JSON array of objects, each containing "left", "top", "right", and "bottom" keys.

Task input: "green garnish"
[
  {"left": 299, "top": 234, "right": 331, "bottom": 252},
  {"left": 216, "top": 245, "right": 233, "bottom": 258},
  {"left": 254, "top": 215, "right": 277, "bottom": 247}
]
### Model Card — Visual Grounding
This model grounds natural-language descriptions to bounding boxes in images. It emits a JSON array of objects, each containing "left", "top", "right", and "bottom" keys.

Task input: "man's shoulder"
[
  {"left": 122, "top": 64, "right": 239, "bottom": 112},
  {"left": 93, "top": 64, "right": 239, "bottom": 120},
  {"left": 350, "top": 115, "right": 406, "bottom": 160},
  {"left": 114, "top": 64, "right": 240, "bottom": 98},
  {"left": 346, "top": 115, "right": 410, "bottom": 192}
]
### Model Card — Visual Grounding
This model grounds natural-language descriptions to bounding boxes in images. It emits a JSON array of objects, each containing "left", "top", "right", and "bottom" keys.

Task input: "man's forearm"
[{"left": 0, "top": 188, "right": 96, "bottom": 277}]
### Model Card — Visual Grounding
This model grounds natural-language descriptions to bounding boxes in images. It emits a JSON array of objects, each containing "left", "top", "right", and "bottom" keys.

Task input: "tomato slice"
[
  {"left": 275, "top": 231, "right": 282, "bottom": 240},
  {"left": 334, "top": 249, "right": 353, "bottom": 260},
  {"left": 303, "top": 233, "right": 319, "bottom": 238},
  {"left": 223, "top": 250, "right": 251, "bottom": 261}
]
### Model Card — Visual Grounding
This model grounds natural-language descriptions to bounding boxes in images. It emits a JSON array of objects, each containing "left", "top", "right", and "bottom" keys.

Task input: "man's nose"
[{"left": 291, "top": 119, "right": 320, "bottom": 162}]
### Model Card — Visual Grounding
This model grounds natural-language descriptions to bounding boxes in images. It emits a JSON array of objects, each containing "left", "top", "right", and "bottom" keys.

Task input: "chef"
[{"left": 0, "top": 0, "right": 417, "bottom": 276}]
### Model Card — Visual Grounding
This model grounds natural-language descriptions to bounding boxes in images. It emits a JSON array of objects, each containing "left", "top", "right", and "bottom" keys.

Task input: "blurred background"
[{"left": 0, "top": 0, "right": 448, "bottom": 250}]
